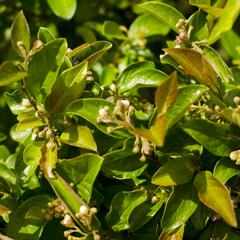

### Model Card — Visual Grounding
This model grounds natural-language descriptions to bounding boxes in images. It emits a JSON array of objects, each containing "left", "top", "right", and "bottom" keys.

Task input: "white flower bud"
[
  {"left": 90, "top": 207, "right": 98, "bottom": 214},
  {"left": 61, "top": 214, "right": 74, "bottom": 228},
  {"left": 109, "top": 83, "right": 116, "bottom": 92},
  {"left": 79, "top": 205, "right": 89, "bottom": 216},
  {"left": 233, "top": 96, "right": 240, "bottom": 105},
  {"left": 151, "top": 196, "right": 159, "bottom": 204}
]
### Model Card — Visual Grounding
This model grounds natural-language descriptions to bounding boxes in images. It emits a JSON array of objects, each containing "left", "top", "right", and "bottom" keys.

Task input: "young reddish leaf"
[
  {"left": 164, "top": 48, "right": 221, "bottom": 96},
  {"left": 194, "top": 171, "right": 237, "bottom": 227},
  {"left": 133, "top": 115, "right": 168, "bottom": 147},
  {"left": 11, "top": 11, "right": 30, "bottom": 56},
  {"left": 155, "top": 71, "right": 178, "bottom": 115}
]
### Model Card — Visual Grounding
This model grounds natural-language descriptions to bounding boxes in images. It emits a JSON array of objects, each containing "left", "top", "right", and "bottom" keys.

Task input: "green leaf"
[
  {"left": 213, "top": 158, "right": 240, "bottom": 184},
  {"left": 37, "top": 27, "right": 55, "bottom": 43},
  {"left": 58, "top": 154, "right": 103, "bottom": 203},
  {"left": 60, "top": 125, "right": 97, "bottom": 151},
  {"left": 133, "top": 115, "right": 168, "bottom": 146},
  {"left": 191, "top": 203, "right": 211, "bottom": 231},
  {"left": 103, "top": 21, "right": 127, "bottom": 40},
  {"left": 155, "top": 71, "right": 178, "bottom": 115},
  {"left": 0, "top": 145, "right": 10, "bottom": 161},
  {"left": 152, "top": 157, "right": 197, "bottom": 186},
  {"left": 66, "top": 98, "right": 130, "bottom": 138},
  {"left": 128, "top": 13, "right": 170, "bottom": 38},
  {"left": 128, "top": 200, "right": 163, "bottom": 232},
  {"left": 11, "top": 11, "right": 30, "bottom": 56},
  {"left": 7, "top": 195, "right": 51, "bottom": 240},
  {"left": 161, "top": 183, "right": 198, "bottom": 233},
  {"left": 182, "top": 119, "right": 239, "bottom": 156},
  {"left": 208, "top": 0, "right": 240, "bottom": 45},
  {"left": 26, "top": 39, "right": 68, "bottom": 101},
  {"left": 106, "top": 189, "right": 147, "bottom": 231},
  {"left": 0, "top": 61, "right": 28, "bottom": 86},
  {"left": 4, "top": 89, "right": 33, "bottom": 115},
  {"left": 167, "top": 85, "right": 208, "bottom": 127},
  {"left": 0, "top": 161, "right": 16, "bottom": 185},
  {"left": 221, "top": 30, "right": 240, "bottom": 60},
  {"left": 194, "top": 171, "right": 237, "bottom": 227},
  {"left": 164, "top": 48, "right": 221, "bottom": 96},
  {"left": 22, "top": 142, "right": 42, "bottom": 182},
  {"left": 102, "top": 139, "right": 148, "bottom": 180},
  {"left": 48, "top": 61, "right": 87, "bottom": 113},
  {"left": 46, "top": 0, "right": 76, "bottom": 20},
  {"left": 201, "top": 45, "right": 234, "bottom": 83},
  {"left": 188, "top": 10, "right": 209, "bottom": 40},
  {"left": 189, "top": 1, "right": 223, "bottom": 18},
  {"left": 67, "top": 41, "right": 112, "bottom": 69},
  {"left": 137, "top": 1, "right": 185, "bottom": 33}
]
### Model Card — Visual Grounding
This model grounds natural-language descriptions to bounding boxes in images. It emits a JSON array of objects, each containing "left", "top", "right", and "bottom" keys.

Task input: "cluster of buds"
[
  {"left": 133, "top": 136, "right": 154, "bottom": 162},
  {"left": 31, "top": 126, "right": 54, "bottom": 141},
  {"left": 97, "top": 99, "right": 135, "bottom": 133},
  {"left": 75, "top": 204, "right": 98, "bottom": 228},
  {"left": 45, "top": 199, "right": 66, "bottom": 220},
  {"left": 230, "top": 149, "right": 240, "bottom": 165},
  {"left": 175, "top": 19, "right": 191, "bottom": 48}
]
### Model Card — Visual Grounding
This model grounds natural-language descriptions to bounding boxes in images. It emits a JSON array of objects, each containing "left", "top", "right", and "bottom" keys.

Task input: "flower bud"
[{"left": 79, "top": 205, "right": 89, "bottom": 216}]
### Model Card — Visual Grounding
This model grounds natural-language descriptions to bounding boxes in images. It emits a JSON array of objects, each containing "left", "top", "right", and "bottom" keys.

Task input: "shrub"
[{"left": 0, "top": 0, "right": 240, "bottom": 239}]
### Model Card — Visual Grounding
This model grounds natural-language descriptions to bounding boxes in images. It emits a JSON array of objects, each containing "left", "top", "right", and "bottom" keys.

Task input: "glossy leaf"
[
  {"left": 194, "top": 171, "right": 237, "bottom": 227},
  {"left": 60, "top": 125, "right": 97, "bottom": 151},
  {"left": 102, "top": 139, "right": 148, "bottom": 180},
  {"left": 138, "top": 1, "right": 185, "bottom": 33},
  {"left": 66, "top": 98, "right": 130, "bottom": 138},
  {"left": 208, "top": 0, "right": 240, "bottom": 45},
  {"left": 164, "top": 48, "right": 221, "bottom": 96},
  {"left": 189, "top": 1, "right": 223, "bottom": 18},
  {"left": 129, "top": 200, "right": 163, "bottom": 232},
  {"left": 49, "top": 61, "right": 88, "bottom": 113},
  {"left": 167, "top": 85, "right": 208, "bottom": 127},
  {"left": 188, "top": 10, "right": 209, "bottom": 40},
  {"left": 128, "top": 13, "right": 170, "bottom": 38},
  {"left": 221, "top": 30, "right": 240, "bottom": 59},
  {"left": 0, "top": 145, "right": 10, "bottom": 161},
  {"left": 22, "top": 142, "right": 42, "bottom": 182},
  {"left": 191, "top": 203, "right": 211, "bottom": 231},
  {"left": 7, "top": 195, "right": 51, "bottom": 240},
  {"left": 103, "top": 21, "right": 127, "bottom": 40},
  {"left": 160, "top": 225, "right": 184, "bottom": 240},
  {"left": 213, "top": 158, "right": 240, "bottom": 183},
  {"left": 155, "top": 71, "right": 178, "bottom": 115},
  {"left": 37, "top": 27, "right": 55, "bottom": 43},
  {"left": 46, "top": 0, "right": 76, "bottom": 20},
  {"left": 106, "top": 189, "right": 147, "bottom": 231},
  {"left": 201, "top": 45, "right": 234, "bottom": 83},
  {"left": 161, "top": 183, "right": 198, "bottom": 233},
  {"left": 58, "top": 154, "right": 103, "bottom": 203},
  {"left": 182, "top": 119, "right": 239, "bottom": 156},
  {"left": 4, "top": 89, "right": 33, "bottom": 115},
  {"left": 11, "top": 11, "right": 30, "bottom": 56},
  {"left": 118, "top": 68, "right": 168, "bottom": 93},
  {"left": 67, "top": 41, "right": 112, "bottom": 69},
  {"left": 152, "top": 157, "right": 197, "bottom": 186},
  {"left": 133, "top": 115, "right": 168, "bottom": 146},
  {"left": 0, "top": 161, "right": 16, "bottom": 185},
  {"left": 0, "top": 61, "right": 28, "bottom": 86},
  {"left": 26, "top": 39, "right": 68, "bottom": 101}
]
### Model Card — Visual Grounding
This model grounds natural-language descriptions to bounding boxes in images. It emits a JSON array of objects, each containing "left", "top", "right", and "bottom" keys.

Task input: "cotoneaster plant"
[{"left": 0, "top": 1, "right": 240, "bottom": 240}]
